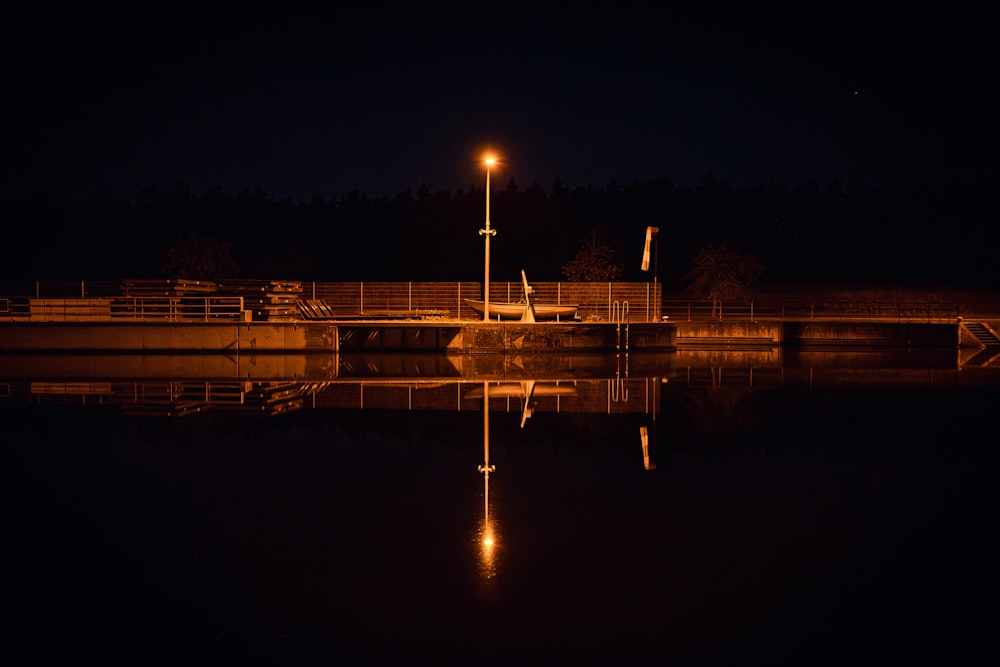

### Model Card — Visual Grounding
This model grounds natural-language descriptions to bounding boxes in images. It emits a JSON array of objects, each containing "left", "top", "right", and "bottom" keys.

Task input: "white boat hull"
[{"left": 464, "top": 299, "right": 578, "bottom": 320}]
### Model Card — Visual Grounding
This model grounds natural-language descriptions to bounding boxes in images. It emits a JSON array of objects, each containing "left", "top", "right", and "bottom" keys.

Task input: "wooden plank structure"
[
  {"left": 121, "top": 278, "right": 305, "bottom": 321},
  {"left": 298, "top": 298, "right": 338, "bottom": 320},
  {"left": 214, "top": 279, "right": 303, "bottom": 321},
  {"left": 121, "top": 278, "right": 217, "bottom": 296}
]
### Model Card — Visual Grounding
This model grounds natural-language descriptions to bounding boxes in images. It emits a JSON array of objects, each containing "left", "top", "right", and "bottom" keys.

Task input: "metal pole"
[
  {"left": 479, "top": 166, "right": 495, "bottom": 322},
  {"left": 653, "top": 236, "right": 658, "bottom": 320}
]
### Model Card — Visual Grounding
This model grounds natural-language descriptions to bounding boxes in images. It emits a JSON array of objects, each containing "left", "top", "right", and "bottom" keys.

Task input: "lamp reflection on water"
[{"left": 476, "top": 381, "right": 499, "bottom": 583}]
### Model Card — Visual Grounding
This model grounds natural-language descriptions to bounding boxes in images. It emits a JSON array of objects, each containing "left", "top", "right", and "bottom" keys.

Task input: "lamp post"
[{"left": 479, "top": 156, "right": 497, "bottom": 322}]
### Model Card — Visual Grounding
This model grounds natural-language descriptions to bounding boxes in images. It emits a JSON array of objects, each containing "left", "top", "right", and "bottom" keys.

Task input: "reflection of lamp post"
[
  {"left": 641, "top": 226, "right": 660, "bottom": 321},
  {"left": 479, "top": 156, "right": 498, "bottom": 322},
  {"left": 478, "top": 381, "right": 497, "bottom": 577}
]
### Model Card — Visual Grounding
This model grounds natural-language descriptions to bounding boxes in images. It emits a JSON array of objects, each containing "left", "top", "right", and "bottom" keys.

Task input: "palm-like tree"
[
  {"left": 683, "top": 244, "right": 763, "bottom": 316},
  {"left": 561, "top": 231, "right": 625, "bottom": 282},
  {"left": 161, "top": 232, "right": 239, "bottom": 280}
]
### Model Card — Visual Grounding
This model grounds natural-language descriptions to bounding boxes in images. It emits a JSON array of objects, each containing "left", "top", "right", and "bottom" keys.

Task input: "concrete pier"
[
  {"left": 0, "top": 317, "right": 969, "bottom": 353},
  {"left": 0, "top": 321, "right": 340, "bottom": 352}
]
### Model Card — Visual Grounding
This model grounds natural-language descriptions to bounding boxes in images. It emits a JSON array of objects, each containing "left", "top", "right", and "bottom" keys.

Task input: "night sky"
[{"left": 4, "top": 6, "right": 995, "bottom": 204}]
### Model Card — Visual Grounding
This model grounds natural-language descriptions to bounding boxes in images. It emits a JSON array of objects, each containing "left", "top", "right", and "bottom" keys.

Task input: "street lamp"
[{"left": 479, "top": 155, "right": 498, "bottom": 322}]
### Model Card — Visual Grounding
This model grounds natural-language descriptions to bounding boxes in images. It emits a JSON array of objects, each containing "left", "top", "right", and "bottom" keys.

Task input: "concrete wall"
[
  {"left": 0, "top": 322, "right": 339, "bottom": 352},
  {"left": 781, "top": 321, "right": 956, "bottom": 347},
  {"left": 449, "top": 322, "right": 675, "bottom": 353},
  {"left": 672, "top": 320, "right": 958, "bottom": 348},
  {"left": 0, "top": 319, "right": 961, "bottom": 353},
  {"left": 674, "top": 321, "right": 782, "bottom": 346}
]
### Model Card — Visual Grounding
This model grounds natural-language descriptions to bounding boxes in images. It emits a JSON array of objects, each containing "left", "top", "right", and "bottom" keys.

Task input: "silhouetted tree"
[
  {"left": 7, "top": 176, "right": 994, "bottom": 290},
  {"left": 682, "top": 244, "right": 763, "bottom": 315},
  {"left": 161, "top": 232, "right": 239, "bottom": 280},
  {"left": 561, "top": 231, "right": 625, "bottom": 281}
]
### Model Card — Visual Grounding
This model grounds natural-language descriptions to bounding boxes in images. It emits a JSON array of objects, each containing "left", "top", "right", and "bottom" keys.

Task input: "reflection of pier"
[
  {"left": 1, "top": 345, "right": 989, "bottom": 415},
  {"left": 9, "top": 379, "right": 333, "bottom": 416}
]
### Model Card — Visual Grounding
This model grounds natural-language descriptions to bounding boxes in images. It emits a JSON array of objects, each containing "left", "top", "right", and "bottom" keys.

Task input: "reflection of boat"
[
  {"left": 464, "top": 299, "right": 579, "bottom": 321},
  {"left": 464, "top": 382, "right": 577, "bottom": 399},
  {"left": 468, "top": 379, "right": 578, "bottom": 427}
]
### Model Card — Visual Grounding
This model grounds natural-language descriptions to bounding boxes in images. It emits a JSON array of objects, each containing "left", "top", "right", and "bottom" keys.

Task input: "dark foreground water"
[{"left": 5, "top": 361, "right": 999, "bottom": 665}]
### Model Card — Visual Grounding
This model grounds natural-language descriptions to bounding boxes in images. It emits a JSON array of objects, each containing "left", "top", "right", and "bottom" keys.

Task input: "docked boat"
[
  {"left": 463, "top": 269, "right": 580, "bottom": 321},
  {"left": 464, "top": 299, "right": 579, "bottom": 321}
]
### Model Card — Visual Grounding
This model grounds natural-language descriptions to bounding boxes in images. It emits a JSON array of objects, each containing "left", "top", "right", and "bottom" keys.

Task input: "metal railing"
[
  {"left": 1, "top": 296, "right": 246, "bottom": 322},
  {"left": 108, "top": 296, "right": 246, "bottom": 321},
  {"left": 0, "top": 280, "right": 966, "bottom": 323},
  {"left": 661, "top": 300, "right": 961, "bottom": 322},
  {"left": 306, "top": 281, "right": 661, "bottom": 321}
]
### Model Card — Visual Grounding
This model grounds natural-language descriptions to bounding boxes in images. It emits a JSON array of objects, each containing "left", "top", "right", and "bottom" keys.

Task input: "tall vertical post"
[
  {"left": 641, "top": 226, "right": 660, "bottom": 321},
  {"left": 479, "top": 159, "right": 496, "bottom": 321}
]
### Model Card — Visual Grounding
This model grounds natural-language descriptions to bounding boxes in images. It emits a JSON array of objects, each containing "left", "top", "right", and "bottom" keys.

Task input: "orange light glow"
[
  {"left": 479, "top": 522, "right": 497, "bottom": 579},
  {"left": 481, "top": 521, "right": 496, "bottom": 550}
]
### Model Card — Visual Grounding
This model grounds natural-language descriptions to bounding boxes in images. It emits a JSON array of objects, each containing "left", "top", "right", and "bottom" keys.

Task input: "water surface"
[{"left": 5, "top": 351, "right": 997, "bottom": 664}]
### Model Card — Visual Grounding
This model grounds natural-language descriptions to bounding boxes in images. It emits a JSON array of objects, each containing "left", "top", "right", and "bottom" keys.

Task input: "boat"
[
  {"left": 464, "top": 269, "right": 580, "bottom": 321},
  {"left": 464, "top": 299, "right": 579, "bottom": 321}
]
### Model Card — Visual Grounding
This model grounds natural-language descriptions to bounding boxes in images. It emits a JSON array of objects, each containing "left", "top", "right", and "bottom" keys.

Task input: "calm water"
[{"left": 5, "top": 351, "right": 998, "bottom": 665}]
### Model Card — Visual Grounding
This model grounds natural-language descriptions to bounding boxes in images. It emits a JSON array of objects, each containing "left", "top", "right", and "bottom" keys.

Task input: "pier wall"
[
  {"left": 672, "top": 320, "right": 957, "bottom": 348},
  {"left": 0, "top": 322, "right": 339, "bottom": 352},
  {"left": 447, "top": 322, "right": 675, "bottom": 353},
  {"left": 0, "top": 320, "right": 961, "bottom": 353}
]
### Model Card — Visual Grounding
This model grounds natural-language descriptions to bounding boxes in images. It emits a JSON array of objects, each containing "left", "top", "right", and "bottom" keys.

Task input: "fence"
[
  {"left": 661, "top": 300, "right": 960, "bottom": 323},
  {"left": 0, "top": 295, "right": 247, "bottom": 322},
  {"left": 305, "top": 281, "right": 662, "bottom": 321},
  {"left": 0, "top": 280, "right": 962, "bottom": 323}
]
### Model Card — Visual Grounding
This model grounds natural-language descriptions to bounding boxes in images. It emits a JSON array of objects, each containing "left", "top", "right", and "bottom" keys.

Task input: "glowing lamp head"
[{"left": 483, "top": 156, "right": 496, "bottom": 168}]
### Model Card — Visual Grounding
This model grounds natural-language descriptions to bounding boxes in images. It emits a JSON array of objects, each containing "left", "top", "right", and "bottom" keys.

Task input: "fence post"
[{"left": 360, "top": 282, "right": 364, "bottom": 316}]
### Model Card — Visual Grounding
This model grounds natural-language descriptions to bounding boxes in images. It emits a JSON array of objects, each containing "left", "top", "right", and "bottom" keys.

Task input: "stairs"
[
  {"left": 961, "top": 322, "right": 1000, "bottom": 367},
  {"left": 963, "top": 322, "right": 1000, "bottom": 347}
]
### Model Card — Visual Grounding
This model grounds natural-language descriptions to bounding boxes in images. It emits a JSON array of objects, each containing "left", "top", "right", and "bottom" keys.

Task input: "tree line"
[{"left": 4, "top": 173, "right": 995, "bottom": 293}]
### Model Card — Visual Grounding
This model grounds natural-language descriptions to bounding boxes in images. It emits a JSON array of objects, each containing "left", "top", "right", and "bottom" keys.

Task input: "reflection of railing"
[
  {"left": 4, "top": 378, "right": 657, "bottom": 415},
  {"left": 7, "top": 380, "right": 331, "bottom": 416},
  {"left": 610, "top": 375, "right": 629, "bottom": 403}
]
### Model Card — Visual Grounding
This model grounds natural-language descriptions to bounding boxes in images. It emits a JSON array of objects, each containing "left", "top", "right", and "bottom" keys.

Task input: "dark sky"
[{"left": 4, "top": 5, "right": 995, "bottom": 203}]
